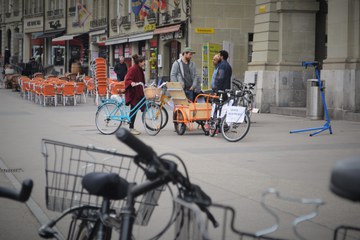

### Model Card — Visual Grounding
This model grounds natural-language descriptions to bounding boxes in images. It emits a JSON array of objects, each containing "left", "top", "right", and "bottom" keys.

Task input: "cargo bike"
[
  {"left": 167, "top": 82, "right": 251, "bottom": 142},
  {"left": 166, "top": 82, "right": 214, "bottom": 136}
]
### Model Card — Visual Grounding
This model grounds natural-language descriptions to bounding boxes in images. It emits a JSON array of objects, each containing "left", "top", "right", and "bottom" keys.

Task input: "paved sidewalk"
[{"left": 0, "top": 88, "right": 359, "bottom": 239}]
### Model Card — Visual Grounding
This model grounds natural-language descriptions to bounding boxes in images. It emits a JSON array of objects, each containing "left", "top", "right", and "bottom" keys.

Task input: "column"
[
  {"left": 322, "top": 0, "right": 360, "bottom": 119},
  {"left": 245, "top": 0, "right": 319, "bottom": 112}
]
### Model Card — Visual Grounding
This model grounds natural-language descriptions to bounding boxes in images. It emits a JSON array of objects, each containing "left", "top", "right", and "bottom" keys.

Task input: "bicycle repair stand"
[{"left": 290, "top": 61, "right": 333, "bottom": 136}]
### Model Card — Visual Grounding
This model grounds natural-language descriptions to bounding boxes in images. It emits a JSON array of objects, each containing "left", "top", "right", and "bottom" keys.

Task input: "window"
[
  {"left": 94, "top": 0, "right": 106, "bottom": 19},
  {"left": 248, "top": 33, "right": 254, "bottom": 63}
]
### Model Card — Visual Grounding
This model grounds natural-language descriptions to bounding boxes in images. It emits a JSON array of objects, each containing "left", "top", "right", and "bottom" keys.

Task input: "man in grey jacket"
[{"left": 170, "top": 47, "right": 197, "bottom": 101}]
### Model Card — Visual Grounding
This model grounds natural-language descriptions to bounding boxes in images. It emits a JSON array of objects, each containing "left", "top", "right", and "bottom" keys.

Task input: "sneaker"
[{"left": 130, "top": 128, "right": 141, "bottom": 135}]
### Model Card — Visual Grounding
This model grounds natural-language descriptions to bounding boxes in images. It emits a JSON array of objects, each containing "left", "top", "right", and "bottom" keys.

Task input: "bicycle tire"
[
  {"left": 221, "top": 113, "right": 251, "bottom": 142},
  {"left": 74, "top": 221, "right": 93, "bottom": 240},
  {"left": 174, "top": 110, "right": 186, "bottom": 135},
  {"left": 209, "top": 118, "right": 218, "bottom": 137},
  {"left": 142, "top": 102, "right": 162, "bottom": 136},
  {"left": 95, "top": 103, "right": 122, "bottom": 135},
  {"left": 75, "top": 220, "right": 112, "bottom": 240},
  {"left": 160, "top": 106, "right": 169, "bottom": 129}
]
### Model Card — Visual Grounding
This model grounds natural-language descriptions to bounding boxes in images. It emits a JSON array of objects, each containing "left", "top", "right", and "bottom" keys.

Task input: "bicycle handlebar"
[
  {"left": 0, "top": 179, "right": 33, "bottom": 202},
  {"left": 116, "top": 128, "right": 156, "bottom": 165},
  {"left": 116, "top": 128, "right": 213, "bottom": 206}
]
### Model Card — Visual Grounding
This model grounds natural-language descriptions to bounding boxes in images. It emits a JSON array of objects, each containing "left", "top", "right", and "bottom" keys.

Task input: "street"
[{"left": 0, "top": 88, "right": 360, "bottom": 240}]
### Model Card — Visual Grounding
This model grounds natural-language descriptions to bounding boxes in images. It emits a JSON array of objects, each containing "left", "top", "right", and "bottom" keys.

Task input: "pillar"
[
  {"left": 321, "top": 0, "right": 360, "bottom": 119},
  {"left": 245, "top": 0, "right": 319, "bottom": 112}
]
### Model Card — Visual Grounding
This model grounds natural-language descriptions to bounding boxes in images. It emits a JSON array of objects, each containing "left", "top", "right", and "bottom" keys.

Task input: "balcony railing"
[
  {"left": 172, "top": 8, "right": 181, "bottom": 22},
  {"left": 13, "top": 11, "right": 20, "bottom": 17},
  {"left": 90, "top": 18, "right": 107, "bottom": 29},
  {"left": 5, "top": 12, "right": 11, "bottom": 18},
  {"left": 135, "top": 15, "right": 144, "bottom": 27},
  {"left": 147, "top": 11, "right": 157, "bottom": 24},
  {"left": 122, "top": 15, "right": 131, "bottom": 30}
]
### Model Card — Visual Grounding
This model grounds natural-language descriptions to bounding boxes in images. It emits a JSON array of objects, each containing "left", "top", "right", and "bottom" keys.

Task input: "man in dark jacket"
[
  {"left": 214, "top": 50, "right": 232, "bottom": 91},
  {"left": 114, "top": 56, "right": 127, "bottom": 81}
]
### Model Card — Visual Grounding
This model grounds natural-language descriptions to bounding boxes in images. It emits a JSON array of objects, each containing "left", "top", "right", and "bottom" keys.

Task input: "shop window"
[
  {"left": 52, "top": 46, "right": 64, "bottom": 66},
  {"left": 248, "top": 33, "right": 253, "bottom": 63}
]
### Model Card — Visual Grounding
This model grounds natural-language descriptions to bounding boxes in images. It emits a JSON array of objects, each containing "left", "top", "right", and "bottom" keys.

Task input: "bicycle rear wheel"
[
  {"left": 220, "top": 114, "right": 250, "bottom": 142},
  {"left": 142, "top": 102, "right": 162, "bottom": 136},
  {"left": 209, "top": 118, "right": 218, "bottom": 137},
  {"left": 95, "top": 103, "right": 122, "bottom": 135}
]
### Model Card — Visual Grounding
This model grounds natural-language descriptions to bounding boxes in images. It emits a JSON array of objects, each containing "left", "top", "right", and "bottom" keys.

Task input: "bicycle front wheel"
[
  {"left": 220, "top": 114, "right": 250, "bottom": 142},
  {"left": 142, "top": 102, "right": 162, "bottom": 136},
  {"left": 95, "top": 103, "right": 122, "bottom": 135},
  {"left": 160, "top": 106, "right": 169, "bottom": 129}
]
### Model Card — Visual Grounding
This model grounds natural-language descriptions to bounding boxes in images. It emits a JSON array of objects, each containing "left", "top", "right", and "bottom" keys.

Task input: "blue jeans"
[{"left": 185, "top": 89, "right": 194, "bottom": 102}]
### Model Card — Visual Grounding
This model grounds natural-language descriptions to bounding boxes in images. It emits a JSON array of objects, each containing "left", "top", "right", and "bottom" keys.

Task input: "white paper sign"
[{"left": 226, "top": 106, "right": 246, "bottom": 123}]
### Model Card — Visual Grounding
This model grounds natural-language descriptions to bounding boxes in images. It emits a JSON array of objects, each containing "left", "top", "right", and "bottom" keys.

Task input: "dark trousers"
[
  {"left": 129, "top": 104, "right": 137, "bottom": 129},
  {"left": 185, "top": 89, "right": 194, "bottom": 102}
]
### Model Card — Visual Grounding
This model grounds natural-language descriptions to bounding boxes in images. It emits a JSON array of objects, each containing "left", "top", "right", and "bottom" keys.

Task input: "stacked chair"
[{"left": 92, "top": 58, "right": 109, "bottom": 105}]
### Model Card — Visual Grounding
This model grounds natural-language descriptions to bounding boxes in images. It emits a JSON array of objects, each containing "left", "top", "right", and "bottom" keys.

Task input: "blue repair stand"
[{"left": 290, "top": 61, "right": 333, "bottom": 136}]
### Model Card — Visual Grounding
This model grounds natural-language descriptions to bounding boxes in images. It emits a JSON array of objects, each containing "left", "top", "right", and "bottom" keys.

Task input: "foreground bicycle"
[
  {"left": 38, "top": 130, "right": 360, "bottom": 240},
  {"left": 0, "top": 179, "right": 33, "bottom": 202}
]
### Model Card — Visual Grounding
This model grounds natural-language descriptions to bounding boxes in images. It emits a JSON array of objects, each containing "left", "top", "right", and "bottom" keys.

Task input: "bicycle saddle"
[
  {"left": 82, "top": 172, "right": 129, "bottom": 200},
  {"left": 330, "top": 157, "right": 360, "bottom": 202}
]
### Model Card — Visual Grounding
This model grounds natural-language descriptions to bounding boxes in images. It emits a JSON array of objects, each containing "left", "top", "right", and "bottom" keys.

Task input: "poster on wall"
[{"left": 202, "top": 43, "right": 221, "bottom": 91}]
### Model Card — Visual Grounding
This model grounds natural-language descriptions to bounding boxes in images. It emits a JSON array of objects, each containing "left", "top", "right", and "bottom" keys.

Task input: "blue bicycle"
[{"left": 95, "top": 83, "right": 163, "bottom": 136}]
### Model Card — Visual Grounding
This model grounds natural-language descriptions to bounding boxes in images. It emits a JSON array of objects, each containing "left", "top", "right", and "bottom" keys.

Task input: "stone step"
[
  {"left": 270, "top": 107, "right": 306, "bottom": 118},
  {"left": 270, "top": 107, "right": 360, "bottom": 122}
]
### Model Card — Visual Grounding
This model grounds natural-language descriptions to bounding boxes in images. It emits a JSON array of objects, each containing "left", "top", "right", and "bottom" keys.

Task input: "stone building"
[
  {"left": 0, "top": 0, "right": 23, "bottom": 64},
  {"left": 1, "top": 0, "right": 359, "bottom": 120}
]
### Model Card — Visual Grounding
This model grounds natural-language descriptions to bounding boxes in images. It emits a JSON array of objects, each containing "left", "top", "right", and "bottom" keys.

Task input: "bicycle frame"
[{"left": 102, "top": 95, "right": 153, "bottom": 123}]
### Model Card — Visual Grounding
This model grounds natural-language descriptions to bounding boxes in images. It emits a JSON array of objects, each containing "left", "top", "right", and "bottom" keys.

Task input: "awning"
[
  {"left": 105, "top": 37, "right": 128, "bottom": 46},
  {"left": 36, "top": 31, "right": 64, "bottom": 39},
  {"left": 154, "top": 24, "right": 181, "bottom": 35},
  {"left": 52, "top": 34, "right": 80, "bottom": 42},
  {"left": 89, "top": 29, "right": 106, "bottom": 36},
  {"left": 128, "top": 32, "right": 153, "bottom": 42}
]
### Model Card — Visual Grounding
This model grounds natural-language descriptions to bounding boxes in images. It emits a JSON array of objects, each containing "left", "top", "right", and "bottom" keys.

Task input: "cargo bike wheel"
[
  {"left": 95, "top": 103, "right": 122, "bottom": 135},
  {"left": 173, "top": 109, "right": 186, "bottom": 135}
]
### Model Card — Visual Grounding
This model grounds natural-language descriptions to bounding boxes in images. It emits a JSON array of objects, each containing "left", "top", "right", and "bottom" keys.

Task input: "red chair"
[
  {"left": 75, "top": 82, "right": 86, "bottom": 104},
  {"left": 62, "top": 82, "right": 76, "bottom": 106},
  {"left": 41, "top": 83, "right": 57, "bottom": 106}
]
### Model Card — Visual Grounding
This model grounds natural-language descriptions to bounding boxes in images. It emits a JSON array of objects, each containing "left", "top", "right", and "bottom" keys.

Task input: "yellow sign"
[
  {"left": 195, "top": 28, "right": 215, "bottom": 34},
  {"left": 258, "top": 5, "right": 266, "bottom": 14},
  {"left": 144, "top": 24, "right": 156, "bottom": 32}
]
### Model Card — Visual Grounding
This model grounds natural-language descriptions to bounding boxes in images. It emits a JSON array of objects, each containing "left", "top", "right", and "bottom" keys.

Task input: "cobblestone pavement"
[{"left": 0, "top": 88, "right": 359, "bottom": 240}]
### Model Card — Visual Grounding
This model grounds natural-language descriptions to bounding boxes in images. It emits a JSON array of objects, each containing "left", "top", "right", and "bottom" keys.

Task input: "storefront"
[
  {"left": 154, "top": 23, "right": 184, "bottom": 80},
  {"left": 90, "top": 30, "right": 107, "bottom": 63},
  {"left": 23, "top": 17, "right": 44, "bottom": 64}
]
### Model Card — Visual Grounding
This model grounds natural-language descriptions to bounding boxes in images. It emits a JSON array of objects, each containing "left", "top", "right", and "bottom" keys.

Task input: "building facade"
[
  {"left": 246, "top": 0, "right": 359, "bottom": 120},
  {"left": 0, "top": 0, "right": 23, "bottom": 64},
  {"left": 1, "top": 0, "right": 359, "bottom": 120}
]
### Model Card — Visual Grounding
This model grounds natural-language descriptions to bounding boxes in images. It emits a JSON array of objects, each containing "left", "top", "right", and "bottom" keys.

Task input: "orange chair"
[
  {"left": 62, "top": 82, "right": 76, "bottom": 106},
  {"left": 41, "top": 83, "right": 57, "bottom": 106},
  {"left": 35, "top": 81, "right": 44, "bottom": 104},
  {"left": 54, "top": 79, "right": 67, "bottom": 103},
  {"left": 109, "top": 81, "right": 126, "bottom": 95},
  {"left": 75, "top": 82, "right": 86, "bottom": 104},
  {"left": 95, "top": 82, "right": 108, "bottom": 105},
  {"left": 33, "top": 72, "right": 44, "bottom": 78},
  {"left": 19, "top": 77, "right": 31, "bottom": 99},
  {"left": 83, "top": 77, "right": 95, "bottom": 97}
]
